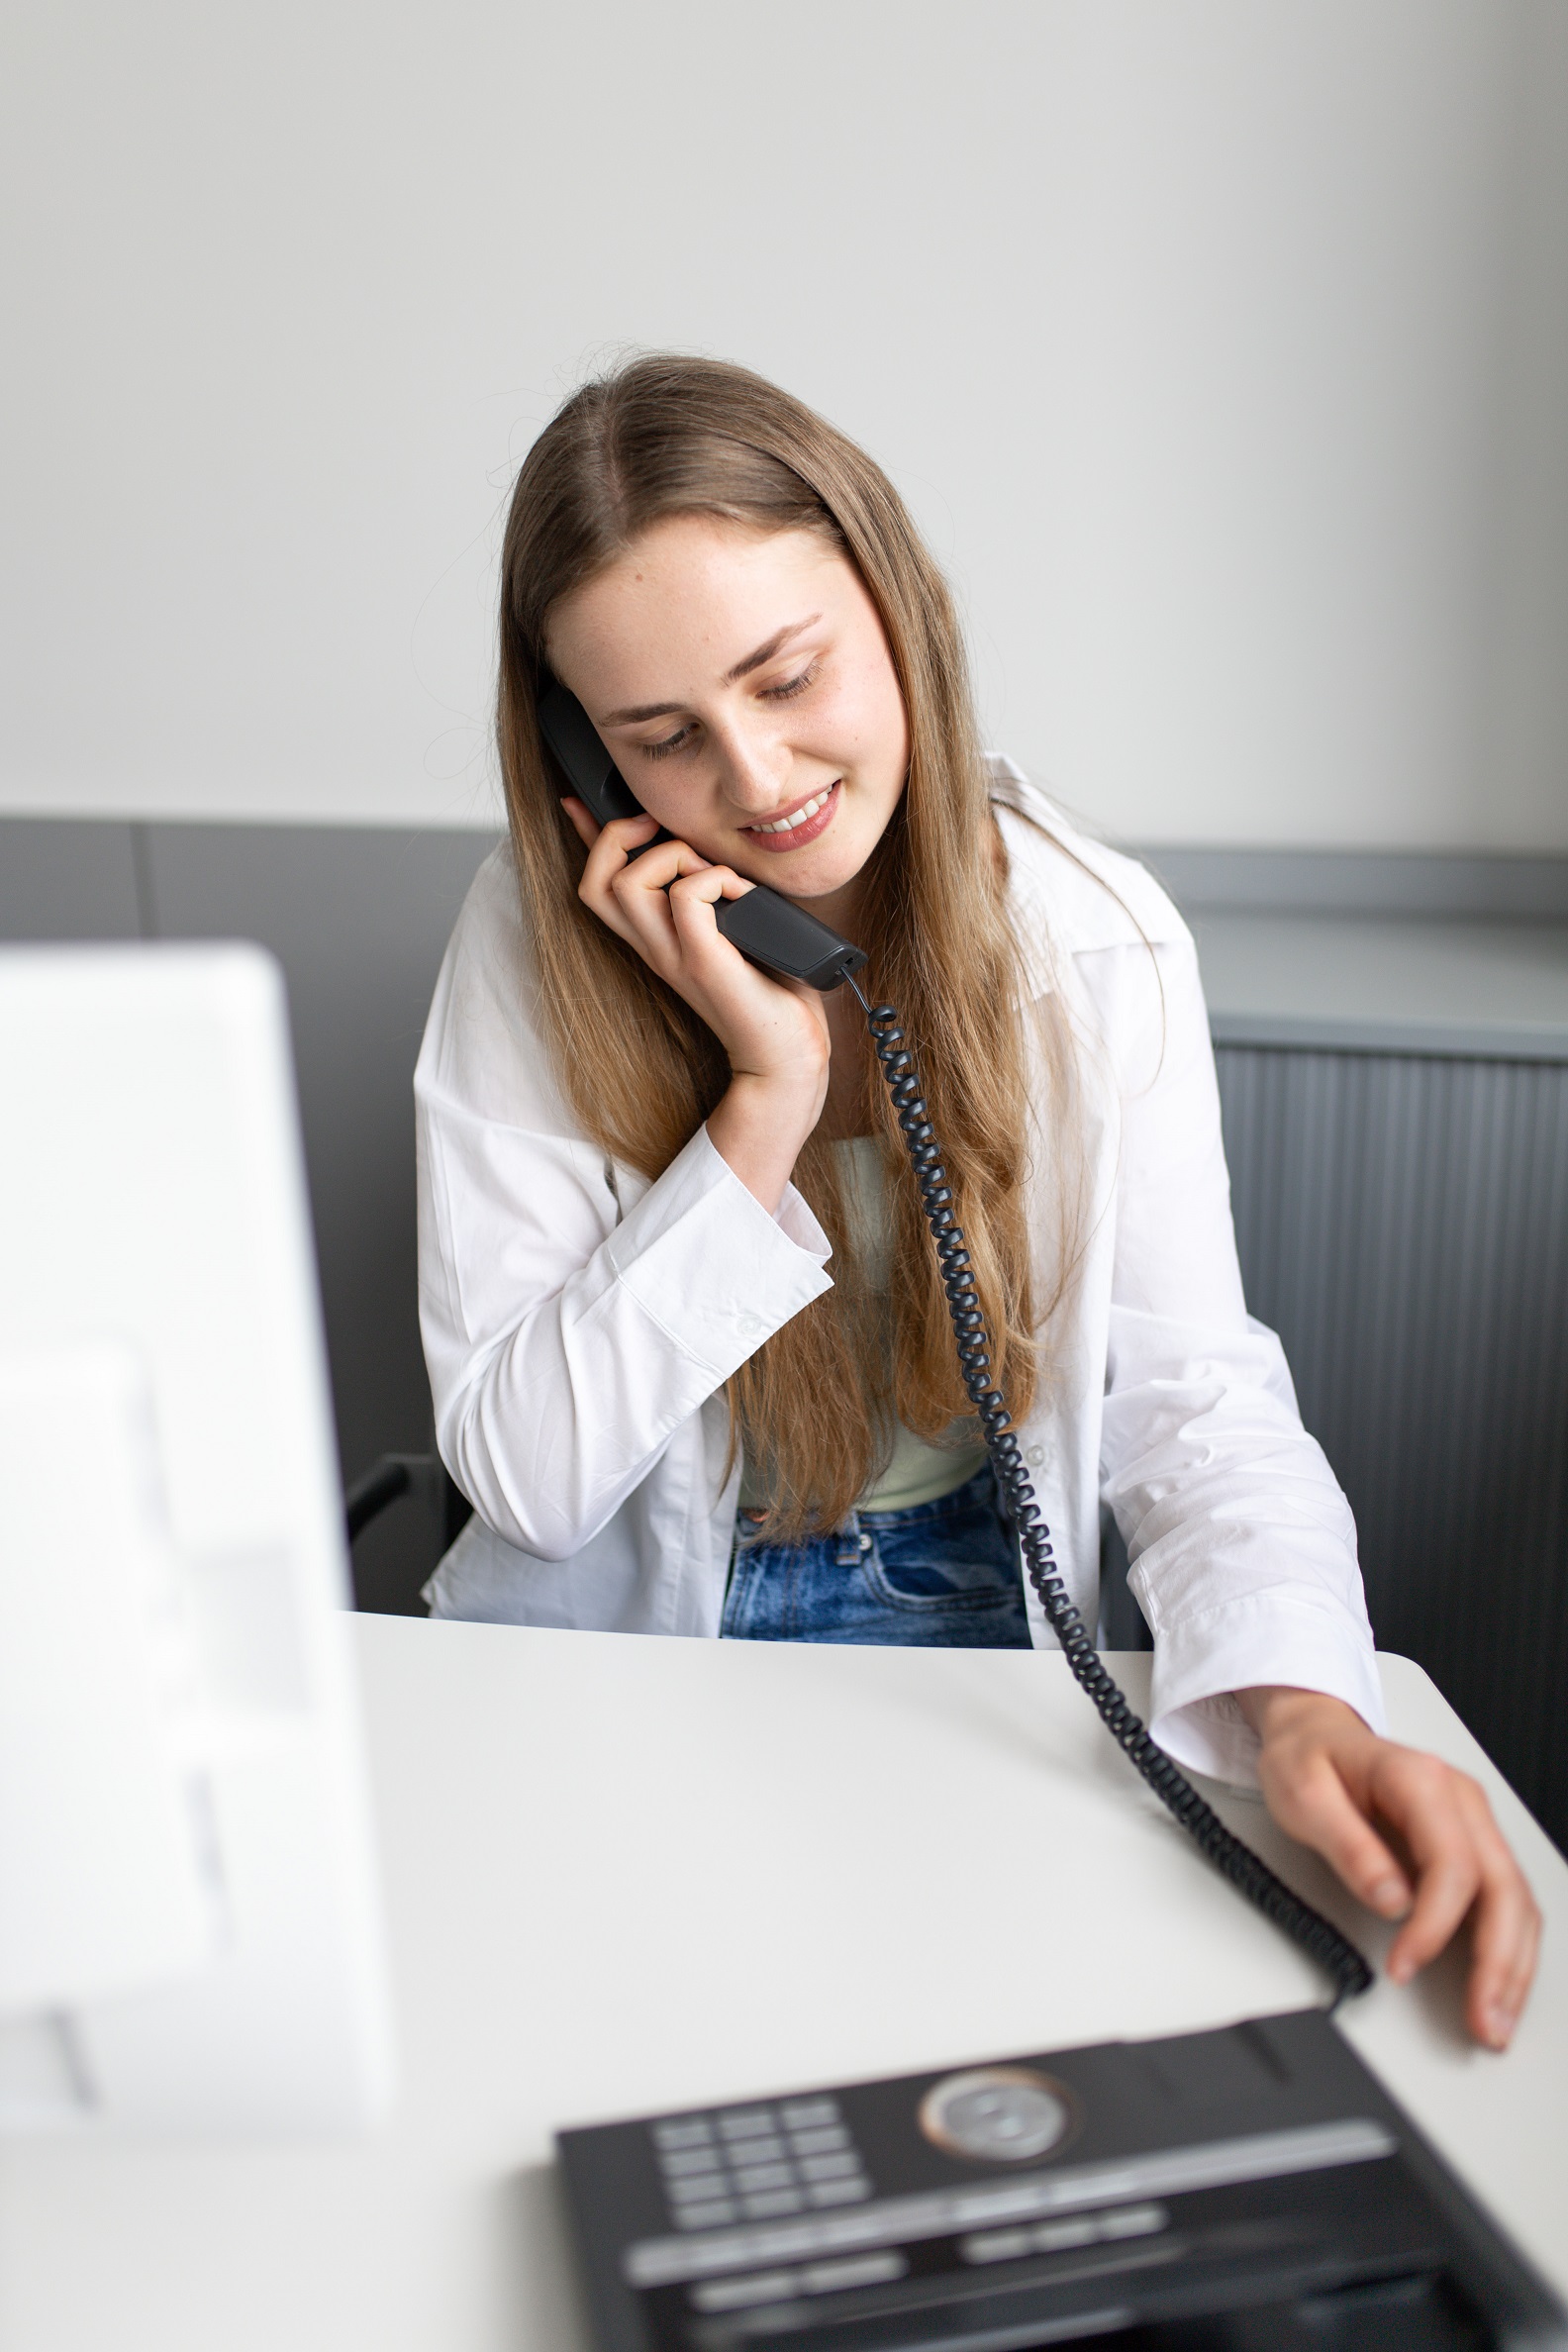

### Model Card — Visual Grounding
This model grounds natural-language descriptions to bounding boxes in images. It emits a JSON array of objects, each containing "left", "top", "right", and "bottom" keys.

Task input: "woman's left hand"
[{"left": 1236, "top": 1686, "right": 1540, "bottom": 2049}]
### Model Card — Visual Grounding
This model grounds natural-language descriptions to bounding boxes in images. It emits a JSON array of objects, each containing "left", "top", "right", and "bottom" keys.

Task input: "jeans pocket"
[{"left": 861, "top": 1482, "right": 1022, "bottom": 1613}]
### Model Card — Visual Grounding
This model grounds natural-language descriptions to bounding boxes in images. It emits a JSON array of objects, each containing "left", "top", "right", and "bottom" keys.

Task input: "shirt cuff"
[
  {"left": 1147, "top": 1592, "right": 1388, "bottom": 1786},
  {"left": 606, "top": 1124, "right": 833, "bottom": 1380}
]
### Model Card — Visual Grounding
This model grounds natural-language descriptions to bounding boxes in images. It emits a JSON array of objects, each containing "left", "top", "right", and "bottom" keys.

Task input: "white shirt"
[{"left": 415, "top": 775, "right": 1385, "bottom": 1784}]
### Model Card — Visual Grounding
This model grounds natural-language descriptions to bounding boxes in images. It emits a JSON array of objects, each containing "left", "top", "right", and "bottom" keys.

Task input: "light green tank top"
[{"left": 737, "top": 1138, "right": 986, "bottom": 1518}]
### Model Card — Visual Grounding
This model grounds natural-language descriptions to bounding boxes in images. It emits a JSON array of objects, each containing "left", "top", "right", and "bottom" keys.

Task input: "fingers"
[
  {"left": 568, "top": 802, "right": 771, "bottom": 1010},
  {"left": 655, "top": 864, "right": 766, "bottom": 992},
  {"left": 558, "top": 795, "right": 600, "bottom": 849},
  {"left": 1255, "top": 1707, "right": 1542, "bottom": 2050},
  {"left": 563, "top": 800, "right": 652, "bottom": 944},
  {"left": 1258, "top": 1744, "right": 1413, "bottom": 1920},
  {"left": 665, "top": 862, "right": 754, "bottom": 934},
  {"left": 609, "top": 847, "right": 743, "bottom": 973},
  {"left": 580, "top": 810, "right": 666, "bottom": 903},
  {"left": 1372, "top": 1755, "right": 1474, "bottom": 1983},
  {"left": 1460, "top": 1807, "right": 1541, "bottom": 2051},
  {"left": 1373, "top": 1755, "right": 1484, "bottom": 1975},
  {"left": 575, "top": 816, "right": 695, "bottom": 957},
  {"left": 1373, "top": 1756, "right": 1541, "bottom": 2047},
  {"left": 1468, "top": 1860, "right": 1541, "bottom": 2051}
]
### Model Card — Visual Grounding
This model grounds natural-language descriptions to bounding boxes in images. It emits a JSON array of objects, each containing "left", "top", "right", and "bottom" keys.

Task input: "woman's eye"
[
  {"left": 640, "top": 725, "right": 697, "bottom": 761},
  {"left": 762, "top": 664, "right": 817, "bottom": 704},
  {"left": 637, "top": 664, "right": 816, "bottom": 758}
]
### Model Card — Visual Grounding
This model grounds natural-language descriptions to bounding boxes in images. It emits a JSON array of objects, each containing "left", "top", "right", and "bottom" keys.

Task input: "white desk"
[{"left": 2, "top": 1622, "right": 1564, "bottom": 2349}]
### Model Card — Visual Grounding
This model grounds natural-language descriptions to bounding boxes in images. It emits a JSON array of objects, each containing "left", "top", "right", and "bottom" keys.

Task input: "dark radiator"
[{"left": 1217, "top": 1043, "right": 1568, "bottom": 1854}]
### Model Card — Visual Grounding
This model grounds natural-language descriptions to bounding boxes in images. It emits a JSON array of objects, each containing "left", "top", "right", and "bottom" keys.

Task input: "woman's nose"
[{"left": 710, "top": 719, "right": 789, "bottom": 815}]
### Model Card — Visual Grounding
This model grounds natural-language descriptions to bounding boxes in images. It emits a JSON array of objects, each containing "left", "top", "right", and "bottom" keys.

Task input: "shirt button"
[
  {"left": 1026, "top": 1444, "right": 1046, "bottom": 1467},
  {"left": 736, "top": 1312, "right": 765, "bottom": 1338}
]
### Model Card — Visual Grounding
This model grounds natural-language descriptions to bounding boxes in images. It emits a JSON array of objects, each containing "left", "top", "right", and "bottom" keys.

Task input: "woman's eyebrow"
[
  {"left": 598, "top": 616, "right": 823, "bottom": 726},
  {"left": 724, "top": 613, "right": 821, "bottom": 683}
]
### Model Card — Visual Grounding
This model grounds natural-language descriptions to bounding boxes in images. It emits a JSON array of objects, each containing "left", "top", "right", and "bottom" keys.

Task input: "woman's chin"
[{"left": 742, "top": 847, "right": 869, "bottom": 905}]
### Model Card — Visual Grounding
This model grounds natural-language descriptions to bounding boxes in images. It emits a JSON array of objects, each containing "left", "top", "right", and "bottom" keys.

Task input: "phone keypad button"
[
  {"left": 667, "top": 2172, "right": 730, "bottom": 2205},
  {"left": 651, "top": 2095, "right": 870, "bottom": 2229},
  {"left": 719, "top": 2108, "right": 776, "bottom": 2140},
  {"left": 734, "top": 2162, "right": 794, "bottom": 2193},
  {"left": 781, "top": 2099, "right": 838, "bottom": 2128},
  {"left": 677, "top": 2200, "right": 737, "bottom": 2230},
  {"left": 741, "top": 2190, "right": 805, "bottom": 2218},
  {"left": 807, "top": 2177, "right": 871, "bottom": 2207},
  {"left": 653, "top": 2119, "right": 715, "bottom": 2152},
  {"left": 661, "top": 2146, "right": 725, "bottom": 2179}
]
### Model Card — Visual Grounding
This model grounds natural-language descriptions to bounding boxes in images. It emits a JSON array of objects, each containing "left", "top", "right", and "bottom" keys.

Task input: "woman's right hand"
[{"left": 562, "top": 799, "right": 830, "bottom": 1212}]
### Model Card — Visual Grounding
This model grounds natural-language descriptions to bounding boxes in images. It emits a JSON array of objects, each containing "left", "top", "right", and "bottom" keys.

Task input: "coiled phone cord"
[{"left": 850, "top": 981, "right": 1374, "bottom": 2007}]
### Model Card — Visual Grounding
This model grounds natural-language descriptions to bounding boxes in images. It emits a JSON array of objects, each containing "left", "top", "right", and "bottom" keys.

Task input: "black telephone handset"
[
  {"left": 539, "top": 685, "right": 866, "bottom": 993},
  {"left": 537, "top": 679, "right": 1373, "bottom": 2009}
]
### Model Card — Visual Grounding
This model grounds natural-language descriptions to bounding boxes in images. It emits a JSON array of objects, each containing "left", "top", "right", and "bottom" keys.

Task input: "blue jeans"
[{"left": 720, "top": 1465, "right": 1032, "bottom": 1648}]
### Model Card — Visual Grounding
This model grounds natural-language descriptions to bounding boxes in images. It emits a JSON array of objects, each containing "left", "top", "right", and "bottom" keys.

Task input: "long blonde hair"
[{"left": 498, "top": 353, "right": 1076, "bottom": 1537}]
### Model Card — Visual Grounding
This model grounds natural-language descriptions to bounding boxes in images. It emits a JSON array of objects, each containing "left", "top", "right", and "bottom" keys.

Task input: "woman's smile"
[{"left": 739, "top": 778, "right": 840, "bottom": 849}]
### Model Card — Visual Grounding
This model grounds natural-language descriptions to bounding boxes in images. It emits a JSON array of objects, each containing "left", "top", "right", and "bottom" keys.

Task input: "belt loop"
[{"left": 834, "top": 1511, "right": 863, "bottom": 1568}]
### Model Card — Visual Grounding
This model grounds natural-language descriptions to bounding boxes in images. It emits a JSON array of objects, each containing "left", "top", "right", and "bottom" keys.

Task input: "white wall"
[{"left": 3, "top": 0, "right": 1566, "bottom": 846}]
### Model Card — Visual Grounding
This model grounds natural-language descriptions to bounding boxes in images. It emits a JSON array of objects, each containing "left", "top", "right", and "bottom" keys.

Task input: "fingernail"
[
  {"left": 1387, "top": 1954, "right": 1414, "bottom": 1985},
  {"left": 1484, "top": 2007, "right": 1513, "bottom": 2050},
  {"left": 1368, "top": 1876, "right": 1408, "bottom": 1916}
]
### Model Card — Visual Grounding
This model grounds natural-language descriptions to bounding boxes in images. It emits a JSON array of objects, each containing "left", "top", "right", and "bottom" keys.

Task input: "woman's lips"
[{"left": 739, "top": 779, "right": 840, "bottom": 852}]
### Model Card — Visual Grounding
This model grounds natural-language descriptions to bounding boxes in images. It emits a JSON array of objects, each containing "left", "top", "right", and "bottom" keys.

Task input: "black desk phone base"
[{"left": 557, "top": 2010, "right": 1564, "bottom": 2352}]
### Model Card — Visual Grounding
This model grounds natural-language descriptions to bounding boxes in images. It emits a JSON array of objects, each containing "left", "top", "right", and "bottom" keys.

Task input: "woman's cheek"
[
  {"left": 834, "top": 677, "right": 909, "bottom": 779},
  {"left": 796, "top": 684, "right": 875, "bottom": 769},
  {"left": 627, "top": 776, "right": 713, "bottom": 845}
]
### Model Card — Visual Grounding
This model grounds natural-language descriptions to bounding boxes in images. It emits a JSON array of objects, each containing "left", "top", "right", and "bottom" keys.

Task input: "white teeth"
[{"left": 751, "top": 787, "right": 832, "bottom": 836}]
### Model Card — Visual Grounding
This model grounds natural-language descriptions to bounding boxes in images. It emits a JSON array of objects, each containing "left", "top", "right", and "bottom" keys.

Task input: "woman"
[{"left": 416, "top": 353, "right": 1537, "bottom": 2046}]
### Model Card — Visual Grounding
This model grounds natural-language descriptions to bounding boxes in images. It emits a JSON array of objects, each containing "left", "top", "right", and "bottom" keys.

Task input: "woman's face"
[{"left": 545, "top": 517, "right": 910, "bottom": 910}]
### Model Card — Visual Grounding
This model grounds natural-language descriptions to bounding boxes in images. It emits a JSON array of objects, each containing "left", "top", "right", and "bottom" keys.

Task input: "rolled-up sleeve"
[
  {"left": 1095, "top": 931, "right": 1386, "bottom": 1783},
  {"left": 416, "top": 857, "right": 833, "bottom": 1562}
]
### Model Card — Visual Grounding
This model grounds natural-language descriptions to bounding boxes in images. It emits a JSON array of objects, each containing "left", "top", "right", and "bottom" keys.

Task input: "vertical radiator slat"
[{"left": 1216, "top": 1045, "right": 1568, "bottom": 1852}]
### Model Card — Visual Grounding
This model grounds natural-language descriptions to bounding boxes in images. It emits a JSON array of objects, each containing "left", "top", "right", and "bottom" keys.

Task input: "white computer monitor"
[{"left": 0, "top": 942, "right": 394, "bottom": 2132}]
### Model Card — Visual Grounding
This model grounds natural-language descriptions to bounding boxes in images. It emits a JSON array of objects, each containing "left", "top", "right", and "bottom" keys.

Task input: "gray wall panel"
[
  {"left": 0, "top": 818, "right": 142, "bottom": 938},
  {"left": 144, "top": 824, "right": 499, "bottom": 1611},
  {"left": 1144, "top": 845, "right": 1568, "bottom": 920},
  {"left": 1217, "top": 1045, "right": 1568, "bottom": 1848}
]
